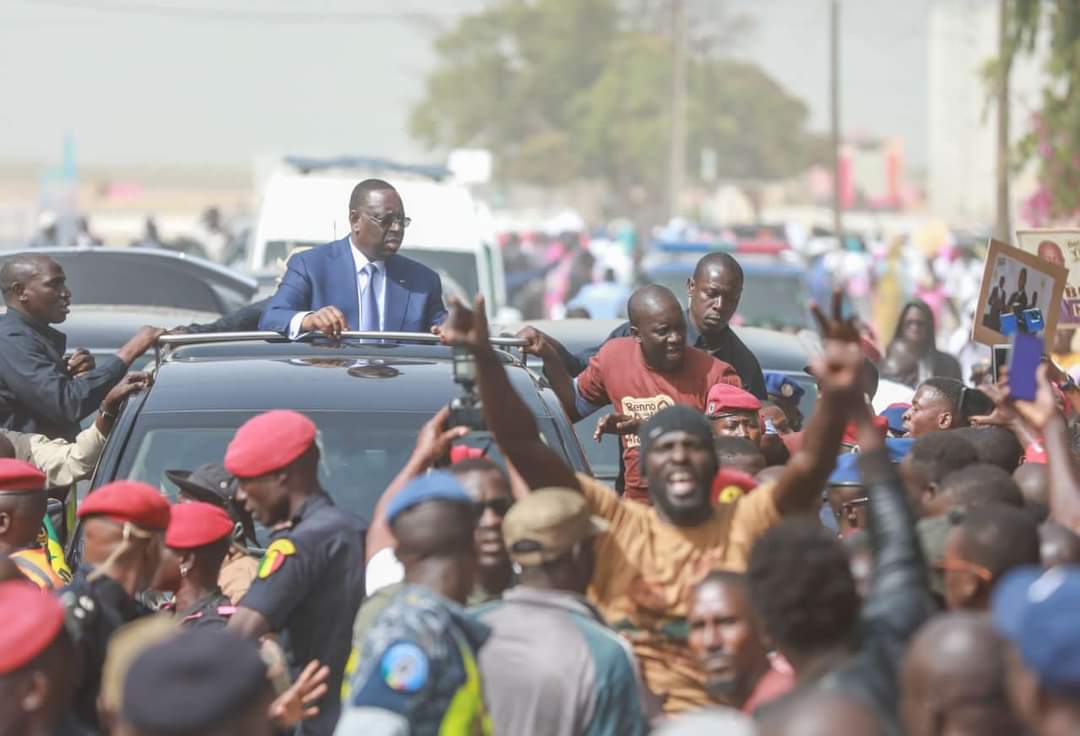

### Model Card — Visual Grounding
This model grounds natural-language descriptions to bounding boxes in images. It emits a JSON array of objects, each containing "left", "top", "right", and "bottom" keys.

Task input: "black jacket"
[
  {"left": 819, "top": 447, "right": 937, "bottom": 734},
  {"left": 0, "top": 310, "right": 125, "bottom": 440},
  {"left": 181, "top": 297, "right": 270, "bottom": 334},
  {"left": 558, "top": 310, "right": 767, "bottom": 399}
]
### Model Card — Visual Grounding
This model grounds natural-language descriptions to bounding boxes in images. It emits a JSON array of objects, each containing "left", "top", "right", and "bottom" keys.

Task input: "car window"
[
  {"left": 115, "top": 410, "right": 566, "bottom": 522},
  {"left": 574, "top": 410, "right": 620, "bottom": 484},
  {"left": 48, "top": 256, "right": 225, "bottom": 313}
]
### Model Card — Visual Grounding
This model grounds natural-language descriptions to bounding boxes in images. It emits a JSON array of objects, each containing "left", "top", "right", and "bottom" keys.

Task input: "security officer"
[
  {"left": 0, "top": 459, "right": 64, "bottom": 589},
  {"left": 59, "top": 480, "right": 170, "bottom": 733},
  {"left": 0, "top": 580, "right": 79, "bottom": 736},
  {"left": 119, "top": 628, "right": 273, "bottom": 736},
  {"left": 338, "top": 472, "right": 491, "bottom": 736},
  {"left": 764, "top": 371, "right": 806, "bottom": 432},
  {"left": 165, "top": 462, "right": 259, "bottom": 602},
  {"left": 226, "top": 410, "right": 365, "bottom": 736},
  {"left": 163, "top": 501, "right": 238, "bottom": 629}
]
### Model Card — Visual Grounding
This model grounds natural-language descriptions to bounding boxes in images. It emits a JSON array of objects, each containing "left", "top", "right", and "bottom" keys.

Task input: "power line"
[{"left": 17, "top": 0, "right": 457, "bottom": 24}]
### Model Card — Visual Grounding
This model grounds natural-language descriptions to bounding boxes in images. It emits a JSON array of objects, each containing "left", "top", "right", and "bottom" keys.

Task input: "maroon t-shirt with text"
[{"left": 575, "top": 337, "right": 741, "bottom": 503}]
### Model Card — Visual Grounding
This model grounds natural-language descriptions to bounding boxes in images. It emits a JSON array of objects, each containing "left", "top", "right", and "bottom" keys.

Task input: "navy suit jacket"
[{"left": 259, "top": 237, "right": 448, "bottom": 334}]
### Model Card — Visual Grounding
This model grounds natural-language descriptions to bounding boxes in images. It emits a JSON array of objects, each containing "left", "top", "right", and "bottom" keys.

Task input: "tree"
[
  {"left": 1000, "top": 0, "right": 1080, "bottom": 223},
  {"left": 410, "top": 0, "right": 823, "bottom": 213}
]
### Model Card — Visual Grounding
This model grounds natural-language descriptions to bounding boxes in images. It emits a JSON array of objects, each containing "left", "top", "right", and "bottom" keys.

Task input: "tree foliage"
[
  {"left": 1005, "top": 0, "right": 1080, "bottom": 221},
  {"left": 410, "top": 0, "right": 823, "bottom": 206}
]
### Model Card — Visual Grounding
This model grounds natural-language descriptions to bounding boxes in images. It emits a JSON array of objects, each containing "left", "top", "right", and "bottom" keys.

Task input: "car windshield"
[
  {"left": 115, "top": 410, "right": 566, "bottom": 522},
  {"left": 646, "top": 269, "right": 811, "bottom": 331}
]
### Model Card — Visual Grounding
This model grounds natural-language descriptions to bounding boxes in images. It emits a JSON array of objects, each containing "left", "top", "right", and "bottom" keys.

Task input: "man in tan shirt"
[
  {"left": 440, "top": 292, "right": 866, "bottom": 713},
  {"left": 0, "top": 372, "right": 149, "bottom": 487}
]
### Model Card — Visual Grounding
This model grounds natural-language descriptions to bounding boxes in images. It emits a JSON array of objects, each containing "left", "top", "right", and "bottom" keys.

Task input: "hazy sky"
[{"left": 0, "top": 0, "right": 931, "bottom": 171}]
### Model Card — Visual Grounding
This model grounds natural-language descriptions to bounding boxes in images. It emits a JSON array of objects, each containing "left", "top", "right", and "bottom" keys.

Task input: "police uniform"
[
  {"left": 225, "top": 410, "right": 366, "bottom": 736},
  {"left": 121, "top": 628, "right": 269, "bottom": 734},
  {"left": 338, "top": 472, "right": 493, "bottom": 736},
  {"left": 59, "top": 480, "right": 170, "bottom": 734},
  {"left": 164, "top": 501, "right": 240, "bottom": 630},
  {"left": 764, "top": 372, "right": 806, "bottom": 429},
  {"left": 166, "top": 462, "right": 261, "bottom": 603}
]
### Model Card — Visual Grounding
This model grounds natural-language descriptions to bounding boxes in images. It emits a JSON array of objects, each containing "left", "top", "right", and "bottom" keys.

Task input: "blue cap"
[
  {"left": 386, "top": 471, "right": 473, "bottom": 524},
  {"left": 992, "top": 566, "right": 1080, "bottom": 691},
  {"left": 879, "top": 403, "right": 910, "bottom": 436},
  {"left": 764, "top": 372, "right": 805, "bottom": 404},
  {"left": 885, "top": 437, "right": 914, "bottom": 464},
  {"left": 827, "top": 453, "right": 862, "bottom": 486}
]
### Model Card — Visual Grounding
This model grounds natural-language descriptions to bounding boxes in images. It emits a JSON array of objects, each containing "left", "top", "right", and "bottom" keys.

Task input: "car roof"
[
  {"left": 644, "top": 255, "right": 804, "bottom": 277},
  {"left": 142, "top": 340, "right": 551, "bottom": 416},
  {"left": 507, "top": 319, "right": 819, "bottom": 373},
  {"left": 0, "top": 305, "right": 221, "bottom": 351},
  {"left": 9, "top": 247, "right": 257, "bottom": 312}
]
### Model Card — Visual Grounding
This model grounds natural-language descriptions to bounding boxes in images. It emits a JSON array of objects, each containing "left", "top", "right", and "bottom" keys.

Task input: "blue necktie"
[{"left": 361, "top": 262, "right": 380, "bottom": 332}]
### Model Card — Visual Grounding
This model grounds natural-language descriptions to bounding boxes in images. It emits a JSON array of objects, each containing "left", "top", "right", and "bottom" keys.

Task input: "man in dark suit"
[{"left": 259, "top": 179, "right": 448, "bottom": 337}]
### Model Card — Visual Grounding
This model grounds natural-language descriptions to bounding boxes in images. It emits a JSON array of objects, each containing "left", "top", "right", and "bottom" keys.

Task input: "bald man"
[
  {"left": 0, "top": 254, "right": 162, "bottom": 440},
  {"left": 901, "top": 613, "right": 1023, "bottom": 736},
  {"left": 759, "top": 691, "right": 886, "bottom": 736},
  {"left": 544, "top": 252, "right": 766, "bottom": 399},
  {"left": 521, "top": 284, "right": 741, "bottom": 502}
]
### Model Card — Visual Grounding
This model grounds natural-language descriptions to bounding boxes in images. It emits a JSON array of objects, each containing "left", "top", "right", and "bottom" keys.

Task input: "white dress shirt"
[{"left": 287, "top": 239, "right": 387, "bottom": 338}]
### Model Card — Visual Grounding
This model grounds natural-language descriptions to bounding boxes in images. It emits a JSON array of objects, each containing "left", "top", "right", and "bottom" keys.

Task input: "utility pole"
[
  {"left": 994, "top": 0, "right": 1011, "bottom": 242},
  {"left": 830, "top": 0, "right": 843, "bottom": 247},
  {"left": 668, "top": 0, "right": 687, "bottom": 221}
]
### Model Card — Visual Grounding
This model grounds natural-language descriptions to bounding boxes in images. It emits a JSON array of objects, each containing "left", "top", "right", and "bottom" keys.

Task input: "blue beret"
[
  {"left": 885, "top": 437, "right": 914, "bottom": 464},
  {"left": 827, "top": 452, "right": 862, "bottom": 486},
  {"left": 765, "top": 372, "right": 805, "bottom": 403},
  {"left": 387, "top": 471, "right": 473, "bottom": 525},
  {"left": 992, "top": 566, "right": 1080, "bottom": 691},
  {"left": 121, "top": 629, "right": 267, "bottom": 732}
]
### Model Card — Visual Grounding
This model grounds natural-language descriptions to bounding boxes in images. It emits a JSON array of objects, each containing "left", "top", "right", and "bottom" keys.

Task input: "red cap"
[
  {"left": 0, "top": 580, "right": 64, "bottom": 674},
  {"left": 224, "top": 410, "right": 316, "bottom": 479},
  {"left": 706, "top": 383, "right": 762, "bottom": 417},
  {"left": 0, "top": 459, "right": 46, "bottom": 492},
  {"left": 78, "top": 481, "right": 171, "bottom": 531},
  {"left": 166, "top": 501, "right": 235, "bottom": 550},
  {"left": 710, "top": 468, "right": 759, "bottom": 505}
]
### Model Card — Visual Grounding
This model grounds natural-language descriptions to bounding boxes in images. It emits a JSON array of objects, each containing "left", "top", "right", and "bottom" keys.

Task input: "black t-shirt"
[{"left": 239, "top": 493, "right": 366, "bottom": 736}]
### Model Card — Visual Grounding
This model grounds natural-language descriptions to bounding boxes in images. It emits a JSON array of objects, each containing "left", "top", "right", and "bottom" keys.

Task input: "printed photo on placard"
[{"left": 972, "top": 238, "right": 1068, "bottom": 347}]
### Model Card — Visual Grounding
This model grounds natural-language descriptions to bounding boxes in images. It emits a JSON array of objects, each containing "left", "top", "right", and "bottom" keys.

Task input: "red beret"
[
  {"left": 706, "top": 383, "right": 762, "bottom": 417},
  {"left": 0, "top": 459, "right": 46, "bottom": 493},
  {"left": 0, "top": 580, "right": 64, "bottom": 674},
  {"left": 224, "top": 410, "right": 316, "bottom": 479},
  {"left": 78, "top": 481, "right": 171, "bottom": 531},
  {"left": 166, "top": 501, "right": 234, "bottom": 550}
]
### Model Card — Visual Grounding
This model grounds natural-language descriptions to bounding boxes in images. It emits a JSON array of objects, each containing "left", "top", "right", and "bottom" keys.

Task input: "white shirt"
[{"left": 287, "top": 239, "right": 387, "bottom": 338}]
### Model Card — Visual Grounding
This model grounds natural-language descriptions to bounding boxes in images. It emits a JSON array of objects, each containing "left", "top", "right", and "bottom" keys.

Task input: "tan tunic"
[{"left": 218, "top": 545, "right": 259, "bottom": 603}]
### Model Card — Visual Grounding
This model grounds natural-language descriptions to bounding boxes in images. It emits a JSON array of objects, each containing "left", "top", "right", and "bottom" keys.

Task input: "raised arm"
[
  {"left": 441, "top": 296, "right": 580, "bottom": 491},
  {"left": 770, "top": 292, "right": 865, "bottom": 515},
  {"left": 517, "top": 327, "right": 581, "bottom": 421},
  {"left": 1012, "top": 364, "right": 1080, "bottom": 533}
]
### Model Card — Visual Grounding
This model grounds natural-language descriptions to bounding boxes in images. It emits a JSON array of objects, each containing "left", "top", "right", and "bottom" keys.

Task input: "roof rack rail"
[
  {"left": 158, "top": 331, "right": 526, "bottom": 347},
  {"left": 282, "top": 155, "right": 451, "bottom": 181}
]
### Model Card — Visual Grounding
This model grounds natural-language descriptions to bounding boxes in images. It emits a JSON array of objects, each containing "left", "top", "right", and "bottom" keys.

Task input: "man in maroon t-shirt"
[{"left": 522, "top": 285, "right": 741, "bottom": 503}]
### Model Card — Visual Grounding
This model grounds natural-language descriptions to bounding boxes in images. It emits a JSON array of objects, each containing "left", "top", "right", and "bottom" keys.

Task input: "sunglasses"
[{"left": 474, "top": 498, "right": 514, "bottom": 517}]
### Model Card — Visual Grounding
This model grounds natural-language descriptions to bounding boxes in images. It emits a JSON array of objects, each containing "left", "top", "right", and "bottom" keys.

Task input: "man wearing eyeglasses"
[{"left": 259, "top": 178, "right": 448, "bottom": 338}]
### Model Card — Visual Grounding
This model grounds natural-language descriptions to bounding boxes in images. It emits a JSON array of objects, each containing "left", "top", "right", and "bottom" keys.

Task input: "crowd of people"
[{"left": 1, "top": 177, "right": 1080, "bottom": 736}]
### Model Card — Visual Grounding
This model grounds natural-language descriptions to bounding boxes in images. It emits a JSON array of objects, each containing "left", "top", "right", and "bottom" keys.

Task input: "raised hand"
[
  {"left": 414, "top": 404, "right": 470, "bottom": 468},
  {"left": 808, "top": 289, "right": 864, "bottom": 399},
  {"left": 270, "top": 659, "right": 331, "bottom": 728},
  {"left": 516, "top": 326, "right": 555, "bottom": 358},
  {"left": 439, "top": 295, "right": 490, "bottom": 354}
]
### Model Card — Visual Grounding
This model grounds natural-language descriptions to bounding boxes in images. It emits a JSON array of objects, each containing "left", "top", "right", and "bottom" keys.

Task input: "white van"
[{"left": 249, "top": 165, "right": 510, "bottom": 318}]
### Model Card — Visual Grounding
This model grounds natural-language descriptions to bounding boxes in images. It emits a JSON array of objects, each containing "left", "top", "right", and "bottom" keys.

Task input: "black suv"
[{"left": 87, "top": 333, "right": 591, "bottom": 525}]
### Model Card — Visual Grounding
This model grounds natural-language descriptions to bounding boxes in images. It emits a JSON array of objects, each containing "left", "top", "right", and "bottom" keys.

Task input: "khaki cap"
[{"left": 502, "top": 489, "right": 609, "bottom": 567}]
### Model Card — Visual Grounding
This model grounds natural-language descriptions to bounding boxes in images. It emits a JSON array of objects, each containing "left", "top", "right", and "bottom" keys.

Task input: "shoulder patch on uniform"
[
  {"left": 257, "top": 539, "right": 296, "bottom": 579},
  {"left": 380, "top": 642, "right": 429, "bottom": 693}
]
